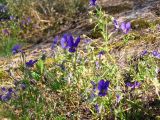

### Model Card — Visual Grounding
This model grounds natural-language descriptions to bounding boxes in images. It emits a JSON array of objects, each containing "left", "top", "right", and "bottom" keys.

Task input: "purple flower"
[
  {"left": 141, "top": 50, "right": 147, "bottom": 56},
  {"left": 157, "top": 54, "right": 160, "bottom": 59},
  {"left": 21, "top": 83, "right": 26, "bottom": 90},
  {"left": 1, "top": 95, "right": 9, "bottom": 101},
  {"left": 94, "top": 104, "right": 99, "bottom": 113},
  {"left": 91, "top": 81, "right": 96, "bottom": 91},
  {"left": 60, "top": 33, "right": 80, "bottom": 52},
  {"left": 116, "top": 94, "right": 121, "bottom": 103},
  {"left": 90, "top": 81, "right": 96, "bottom": 99},
  {"left": 152, "top": 51, "right": 158, "bottom": 56},
  {"left": 113, "top": 19, "right": 119, "bottom": 29},
  {"left": 90, "top": 92, "right": 96, "bottom": 100},
  {"left": 120, "top": 22, "right": 131, "bottom": 34},
  {"left": 12, "top": 45, "right": 22, "bottom": 54},
  {"left": 51, "top": 36, "right": 58, "bottom": 49},
  {"left": 0, "top": 88, "right": 14, "bottom": 102},
  {"left": 60, "top": 33, "right": 81, "bottom": 52},
  {"left": 67, "top": 35, "right": 80, "bottom": 52},
  {"left": 90, "top": 0, "right": 97, "bottom": 6},
  {"left": 26, "top": 60, "right": 38, "bottom": 67},
  {"left": 1, "top": 92, "right": 12, "bottom": 101},
  {"left": 61, "top": 34, "right": 69, "bottom": 49},
  {"left": 26, "top": 17, "right": 31, "bottom": 24},
  {"left": 0, "top": 94, "right": 2, "bottom": 100},
  {"left": 126, "top": 82, "right": 132, "bottom": 87},
  {"left": 21, "top": 20, "right": 26, "bottom": 26},
  {"left": 1, "top": 87, "right": 6, "bottom": 92},
  {"left": 98, "top": 80, "right": 110, "bottom": 97},
  {"left": 10, "top": 16, "right": 15, "bottom": 20},
  {"left": 98, "top": 51, "right": 105, "bottom": 59},
  {"left": 126, "top": 81, "right": 140, "bottom": 89},
  {"left": 152, "top": 51, "right": 160, "bottom": 59},
  {"left": 84, "top": 39, "right": 91, "bottom": 44},
  {"left": 95, "top": 61, "right": 100, "bottom": 69},
  {"left": 2, "top": 29, "right": 9, "bottom": 36},
  {"left": 8, "top": 88, "right": 13, "bottom": 93}
]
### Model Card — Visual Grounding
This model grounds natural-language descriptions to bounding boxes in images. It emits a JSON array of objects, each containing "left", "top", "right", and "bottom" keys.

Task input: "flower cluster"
[
  {"left": 0, "top": 82, "right": 26, "bottom": 102},
  {"left": 126, "top": 81, "right": 140, "bottom": 89},
  {"left": 113, "top": 19, "right": 131, "bottom": 34},
  {"left": 67, "top": 35, "right": 81, "bottom": 52},
  {"left": 26, "top": 60, "right": 38, "bottom": 67},
  {"left": 12, "top": 45, "right": 22, "bottom": 54},
  {"left": 140, "top": 50, "right": 160, "bottom": 59},
  {"left": 90, "top": 0, "right": 97, "bottom": 6},
  {"left": 0, "top": 87, "right": 15, "bottom": 102},
  {"left": 91, "top": 79, "right": 110, "bottom": 97},
  {"left": 20, "top": 17, "right": 32, "bottom": 28},
  {"left": 51, "top": 33, "right": 81, "bottom": 53},
  {"left": 12, "top": 45, "right": 38, "bottom": 68}
]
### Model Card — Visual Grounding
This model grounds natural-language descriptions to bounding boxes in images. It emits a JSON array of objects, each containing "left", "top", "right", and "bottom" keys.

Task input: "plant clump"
[{"left": 0, "top": 0, "right": 160, "bottom": 119}]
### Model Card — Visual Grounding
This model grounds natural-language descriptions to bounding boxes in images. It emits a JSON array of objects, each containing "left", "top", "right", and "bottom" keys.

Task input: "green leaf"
[
  {"left": 31, "top": 71, "right": 40, "bottom": 81},
  {"left": 36, "top": 59, "right": 44, "bottom": 75}
]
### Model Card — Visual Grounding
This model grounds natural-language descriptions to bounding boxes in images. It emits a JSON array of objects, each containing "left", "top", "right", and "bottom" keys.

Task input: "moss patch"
[
  {"left": 88, "top": 30, "right": 102, "bottom": 39},
  {"left": 131, "top": 19, "right": 150, "bottom": 30},
  {"left": 153, "top": 19, "right": 160, "bottom": 25},
  {"left": 109, "top": 32, "right": 158, "bottom": 51}
]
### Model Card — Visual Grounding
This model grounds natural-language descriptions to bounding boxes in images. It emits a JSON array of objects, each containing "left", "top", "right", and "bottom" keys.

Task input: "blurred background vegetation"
[
  {"left": 0, "top": 0, "right": 88, "bottom": 39},
  {"left": 6, "top": 0, "right": 88, "bottom": 32},
  {"left": 0, "top": 0, "right": 88, "bottom": 56}
]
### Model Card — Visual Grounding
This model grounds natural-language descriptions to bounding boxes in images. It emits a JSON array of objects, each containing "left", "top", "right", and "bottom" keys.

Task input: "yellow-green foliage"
[
  {"left": 45, "top": 58, "right": 55, "bottom": 68},
  {"left": 0, "top": 69, "right": 8, "bottom": 79},
  {"left": 130, "top": 32, "right": 156, "bottom": 41}
]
